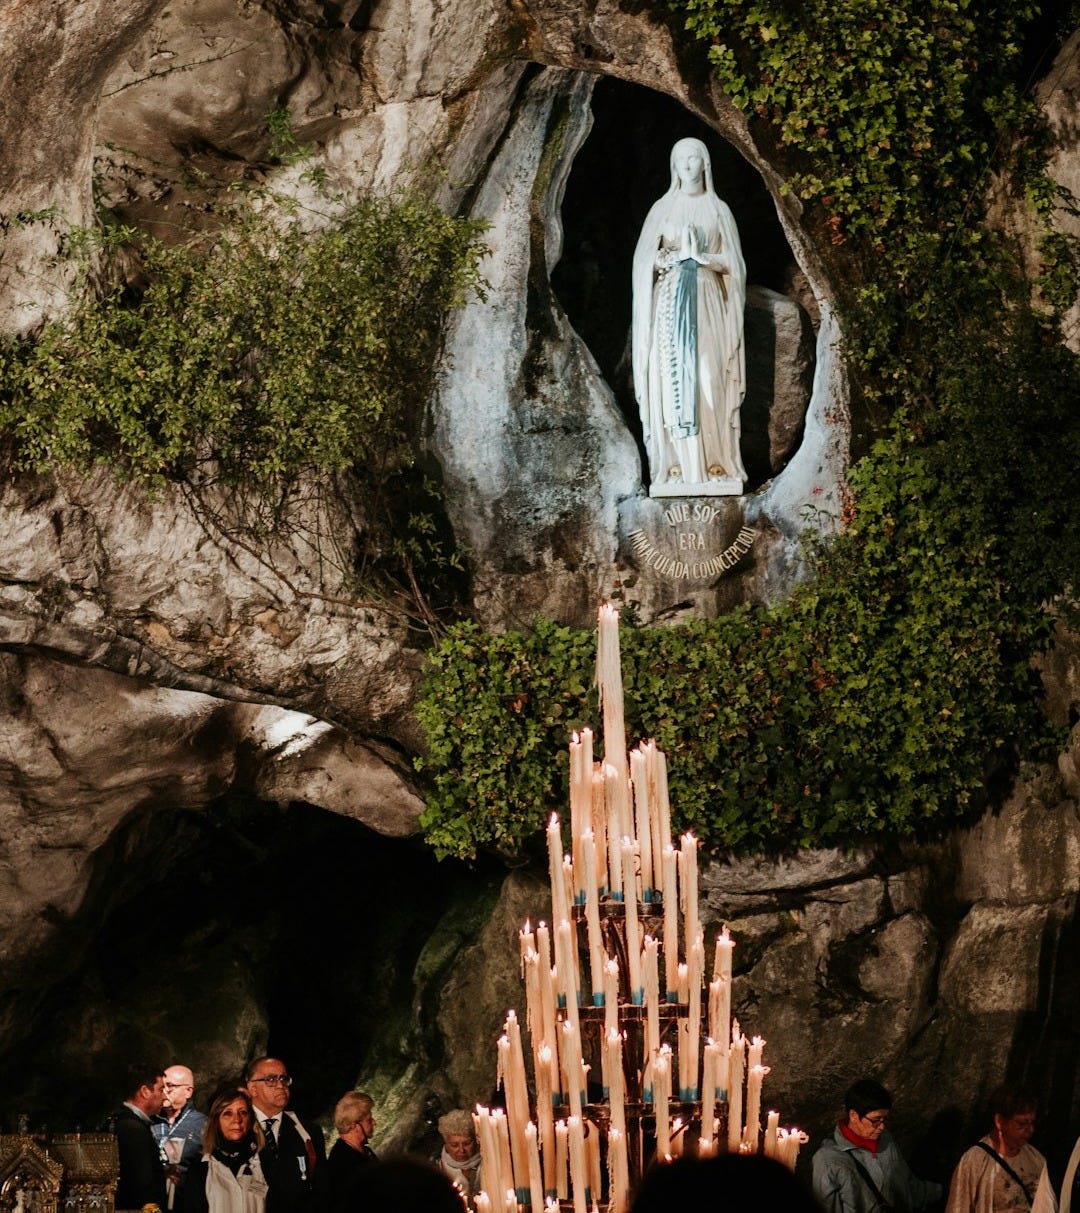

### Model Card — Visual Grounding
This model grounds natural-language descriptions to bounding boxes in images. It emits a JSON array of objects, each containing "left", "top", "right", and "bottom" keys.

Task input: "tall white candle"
[
  {"left": 701, "top": 1039, "right": 719, "bottom": 1143},
  {"left": 520, "top": 921, "right": 536, "bottom": 974},
  {"left": 582, "top": 830, "right": 605, "bottom": 1002},
  {"left": 654, "top": 1045, "right": 672, "bottom": 1158},
  {"left": 643, "top": 936, "right": 660, "bottom": 1098},
  {"left": 555, "top": 918, "right": 577, "bottom": 1011},
  {"left": 569, "top": 730, "right": 593, "bottom": 900},
  {"left": 548, "top": 815, "right": 571, "bottom": 931},
  {"left": 596, "top": 603, "right": 628, "bottom": 791},
  {"left": 606, "top": 1027, "right": 626, "bottom": 1137},
  {"left": 744, "top": 1063, "right": 768, "bottom": 1154},
  {"left": 662, "top": 846, "right": 679, "bottom": 999},
  {"left": 523, "top": 948, "right": 542, "bottom": 1044},
  {"left": 474, "top": 1108, "right": 502, "bottom": 1210},
  {"left": 644, "top": 741, "right": 665, "bottom": 898},
  {"left": 555, "top": 1121, "right": 568, "bottom": 1201},
  {"left": 763, "top": 1110, "right": 780, "bottom": 1160},
  {"left": 630, "top": 747, "right": 654, "bottom": 899},
  {"left": 525, "top": 1122, "right": 544, "bottom": 1212},
  {"left": 590, "top": 766, "right": 608, "bottom": 893},
  {"left": 621, "top": 837, "right": 643, "bottom": 1002},
  {"left": 607, "top": 1126, "right": 630, "bottom": 1213},
  {"left": 568, "top": 1115, "right": 588, "bottom": 1213},
  {"left": 585, "top": 1122, "right": 601, "bottom": 1208},
  {"left": 686, "top": 929, "right": 704, "bottom": 1098},
  {"left": 680, "top": 833, "right": 699, "bottom": 958},
  {"left": 713, "top": 927, "right": 734, "bottom": 1064},
  {"left": 604, "top": 764, "right": 625, "bottom": 900},
  {"left": 654, "top": 747, "right": 673, "bottom": 853},
  {"left": 727, "top": 1030, "right": 745, "bottom": 1154},
  {"left": 603, "top": 958, "right": 620, "bottom": 1039},
  {"left": 495, "top": 1109, "right": 514, "bottom": 1203},
  {"left": 535, "top": 1045, "right": 556, "bottom": 1194}
]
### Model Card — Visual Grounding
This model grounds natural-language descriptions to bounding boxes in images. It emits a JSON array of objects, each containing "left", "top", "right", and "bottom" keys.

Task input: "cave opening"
[
  {"left": 551, "top": 76, "right": 816, "bottom": 489},
  {"left": 0, "top": 798, "right": 486, "bottom": 1136}
]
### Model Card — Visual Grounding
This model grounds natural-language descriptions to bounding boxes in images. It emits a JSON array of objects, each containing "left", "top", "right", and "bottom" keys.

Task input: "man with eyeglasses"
[
  {"left": 813, "top": 1078, "right": 943, "bottom": 1213},
  {"left": 243, "top": 1057, "right": 326, "bottom": 1213},
  {"left": 152, "top": 1065, "right": 207, "bottom": 1206}
]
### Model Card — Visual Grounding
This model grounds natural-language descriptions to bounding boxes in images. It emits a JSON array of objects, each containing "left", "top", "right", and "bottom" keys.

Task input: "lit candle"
[
  {"left": 582, "top": 830, "right": 605, "bottom": 1003},
  {"left": 745, "top": 1064, "right": 768, "bottom": 1154},
  {"left": 685, "top": 929, "right": 703, "bottom": 1098},
  {"left": 562, "top": 1018, "right": 586, "bottom": 1119},
  {"left": 474, "top": 1193, "right": 492, "bottom": 1213},
  {"left": 764, "top": 1110, "right": 780, "bottom": 1160},
  {"left": 523, "top": 948, "right": 542, "bottom": 1045},
  {"left": 586, "top": 1121, "right": 601, "bottom": 1207},
  {"left": 778, "top": 1128, "right": 809, "bottom": 1170},
  {"left": 607, "top": 1126, "right": 630, "bottom": 1213},
  {"left": 548, "top": 814, "right": 571, "bottom": 930},
  {"left": 654, "top": 746, "right": 672, "bottom": 853},
  {"left": 526, "top": 1122, "right": 544, "bottom": 1212},
  {"left": 603, "top": 957, "right": 620, "bottom": 1039},
  {"left": 520, "top": 920, "right": 536, "bottom": 974},
  {"left": 495, "top": 1109, "right": 514, "bottom": 1203},
  {"left": 713, "top": 927, "right": 734, "bottom": 1064},
  {"left": 670, "top": 1118, "right": 685, "bottom": 1158},
  {"left": 701, "top": 1039, "right": 719, "bottom": 1142},
  {"left": 621, "top": 838, "right": 643, "bottom": 1003},
  {"left": 655, "top": 1044, "right": 672, "bottom": 1158},
  {"left": 569, "top": 730, "right": 593, "bottom": 899},
  {"left": 596, "top": 603, "right": 628, "bottom": 791},
  {"left": 568, "top": 1115, "right": 588, "bottom": 1213},
  {"left": 475, "top": 1107, "right": 504, "bottom": 1209},
  {"left": 630, "top": 747, "right": 654, "bottom": 899},
  {"left": 663, "top": 846, "right": 679, "bottom": 1000},
  {"left": 505, "top": 1011, "right": 533, "bottom": 1193},
  {"left": 728, "top": 1029, "right": 745, "bottom": 1154},
  {"left": 644, "top": 742, "right": 665, "bottom": 899},
  {"left": 536, "top": 1045, "right": 556, "bottom": 1194},
  {"left": 555, "top": 1121, "right": 569, "bottom": 1201},
  {"left": 643, "top": 936, "right": 660, "bottom": 1100},
  {"left": 679, "top": 833, "right": 699, "bottom": 958},
  {"left": 536, "top": 923, "right": 558, "bottom": 1066}
]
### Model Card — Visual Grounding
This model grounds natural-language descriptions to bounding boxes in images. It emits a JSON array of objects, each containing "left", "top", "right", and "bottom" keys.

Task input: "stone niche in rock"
[{"left": 551, "top": 78, "right": 816, "bottom": 493}]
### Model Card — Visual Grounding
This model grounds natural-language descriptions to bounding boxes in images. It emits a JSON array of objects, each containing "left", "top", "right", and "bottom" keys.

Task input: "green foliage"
[
  {"left": 416, "top": 1, "right": 1080, "bottom": 860},
  {"left": 0, "top": 195, "right": 486, "bottom": 494}
]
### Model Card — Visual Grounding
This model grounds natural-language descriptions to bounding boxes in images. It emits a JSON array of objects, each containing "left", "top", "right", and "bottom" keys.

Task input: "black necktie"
[{"left": 264, "top": 1118, "right": 277, "bottom": 1151}]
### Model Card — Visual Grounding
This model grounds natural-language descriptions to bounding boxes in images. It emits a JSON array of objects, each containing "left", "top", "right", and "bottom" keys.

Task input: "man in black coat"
[
  {"left": 313, "top": 1092, "right": 376, "bottom": 1213},
  {"left": 110, "top": 1062, "right": 169, "bottom": 1211},
  {"left": 243, "top": 1056, "right": 326, "bottom": 1213}
]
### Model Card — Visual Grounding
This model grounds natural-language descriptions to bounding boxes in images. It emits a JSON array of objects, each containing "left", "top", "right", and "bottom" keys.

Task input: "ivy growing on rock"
[
  {"left": 417, "top": 0, "right": 1080, "bottom": 860},
  {"left": 0, "top": 190, "right": 487, "bottom": 621}
]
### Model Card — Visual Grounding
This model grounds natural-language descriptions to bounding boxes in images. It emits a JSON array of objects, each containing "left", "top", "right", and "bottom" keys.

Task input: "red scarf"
[{"left": 839, "top": 1119, "right": 881, "bottom": 1156}]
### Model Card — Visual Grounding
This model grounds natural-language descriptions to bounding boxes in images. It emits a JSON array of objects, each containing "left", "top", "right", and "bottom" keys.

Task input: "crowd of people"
[{"left": 107, "top": 1058, "right": 1080, "bottom": 1213}]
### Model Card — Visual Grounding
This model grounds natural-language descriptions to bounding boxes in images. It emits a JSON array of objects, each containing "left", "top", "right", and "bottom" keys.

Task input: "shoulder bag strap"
[
  {"left": 974, "top": 1141, "right": 1033, "bottom": 1205},
  {"left": 848, "top": 1154, "right": 895, "bottom": 1213}
]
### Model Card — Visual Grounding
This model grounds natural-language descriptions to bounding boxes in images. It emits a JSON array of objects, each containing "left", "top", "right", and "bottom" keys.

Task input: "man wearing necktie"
[{"left": 243, "top": 1057, "right": 326, "bottom": 1213}]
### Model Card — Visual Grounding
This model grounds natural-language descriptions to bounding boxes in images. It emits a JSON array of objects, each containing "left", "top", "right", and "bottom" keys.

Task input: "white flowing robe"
[{"left": 632, "top": 188, "right": 746, "bottom": 488}]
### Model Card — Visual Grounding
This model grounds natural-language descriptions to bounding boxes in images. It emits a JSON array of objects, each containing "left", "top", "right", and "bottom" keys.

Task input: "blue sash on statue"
[{"left": 671, "top": 257, "right": 699, "bottom": 438}]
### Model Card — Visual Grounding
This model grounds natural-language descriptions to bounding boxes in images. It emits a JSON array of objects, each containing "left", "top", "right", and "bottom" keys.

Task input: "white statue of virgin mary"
[{"left": 632, "top": 137, "right": 747, "bottom": 495}]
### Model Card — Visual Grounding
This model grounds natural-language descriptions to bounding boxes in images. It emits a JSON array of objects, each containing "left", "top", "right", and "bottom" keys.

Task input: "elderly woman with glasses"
[
  {"left": 180, "top": 1089, "right": 266, "bottom": 1213},
  {"left": 813, "top": 1078, "right": 942, "bottom": 1213}
]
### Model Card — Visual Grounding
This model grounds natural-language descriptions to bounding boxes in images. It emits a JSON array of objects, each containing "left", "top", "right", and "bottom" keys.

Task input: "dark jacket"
[
  {"left": 112, "top": 1104, "right": 169, "bottom": 1211},
  {"left": 312, "top": 1140, "right": 376, "bottom": 1213},
  {"left": 258, "top": 1112, "right": 326, "bottom": 1213}
]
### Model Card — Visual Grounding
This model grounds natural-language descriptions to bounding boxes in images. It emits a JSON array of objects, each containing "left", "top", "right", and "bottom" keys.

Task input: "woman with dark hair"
[{"left": 181, "top": 1089, "right": 267, "bottom": 1213}]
